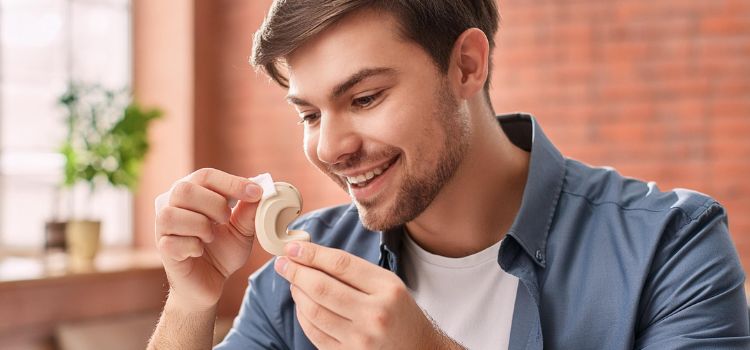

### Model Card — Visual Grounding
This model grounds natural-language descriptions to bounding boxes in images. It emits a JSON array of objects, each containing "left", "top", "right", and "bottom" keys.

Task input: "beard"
[{"left": 322, "top": 80, "right": 471, "bottom": 231}]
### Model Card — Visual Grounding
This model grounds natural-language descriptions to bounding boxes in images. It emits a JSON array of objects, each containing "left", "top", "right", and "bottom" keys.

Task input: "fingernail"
[
  {"left": 286, "top": 242, "right": 301, "bottom": 257},
  {"left": 245, "top": 183, "right": 261, "bottom": 200},
  {"left": 275, "top": 257, "right": 288, "bottom": 273}
]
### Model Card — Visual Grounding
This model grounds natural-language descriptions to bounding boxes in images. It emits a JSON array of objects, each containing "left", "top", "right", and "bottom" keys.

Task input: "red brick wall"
[
  {"left": 491, "top": 0, "right": 750, "bottom": 272},
  {"left": 135, "top": 0, "right": 750, "bottom": 315}
]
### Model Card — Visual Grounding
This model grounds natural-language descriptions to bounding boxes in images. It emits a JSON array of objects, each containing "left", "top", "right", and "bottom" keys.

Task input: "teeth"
[{"left": 345, "top": 159, "right": 393, "bottom": 185}]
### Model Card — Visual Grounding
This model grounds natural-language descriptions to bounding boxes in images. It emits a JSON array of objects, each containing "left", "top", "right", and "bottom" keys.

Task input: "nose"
[{"left": 316, "top": 114, "right": 360, "bottom": 165}]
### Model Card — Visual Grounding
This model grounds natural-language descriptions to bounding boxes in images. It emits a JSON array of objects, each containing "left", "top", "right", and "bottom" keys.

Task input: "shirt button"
[{"left": 535, "top": 250, "right": 544, "bottom": 262}]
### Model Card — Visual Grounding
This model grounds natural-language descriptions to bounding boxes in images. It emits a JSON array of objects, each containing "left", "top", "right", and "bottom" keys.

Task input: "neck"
[{"left": 405, "top": 101, "right": 530, "bottom": 258}]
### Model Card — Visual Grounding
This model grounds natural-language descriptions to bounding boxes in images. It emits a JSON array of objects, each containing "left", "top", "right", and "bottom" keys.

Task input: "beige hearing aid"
[{"left": 254, "top": 182, "right": 310, "bottom": 256}]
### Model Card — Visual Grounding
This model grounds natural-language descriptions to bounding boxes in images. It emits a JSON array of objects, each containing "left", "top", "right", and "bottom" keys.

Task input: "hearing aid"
[{"left": 254, "top": 182, "right": 311, "bottom": 256}]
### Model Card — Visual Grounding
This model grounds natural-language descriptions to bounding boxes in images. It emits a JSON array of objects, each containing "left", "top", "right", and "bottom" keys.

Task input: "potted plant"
[{"left": 57, "top": 82, "right": 162, "bottom": 265}]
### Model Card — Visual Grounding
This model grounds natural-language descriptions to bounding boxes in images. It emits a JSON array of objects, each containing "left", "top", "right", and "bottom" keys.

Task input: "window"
[{"left": 0, "top": 0, "right": 132, "bottom": 249}]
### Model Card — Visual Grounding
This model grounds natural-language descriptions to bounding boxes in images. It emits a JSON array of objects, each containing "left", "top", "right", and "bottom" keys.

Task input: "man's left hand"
[{"left": 274, "top": 241, "right": 463, "bottom": 349}]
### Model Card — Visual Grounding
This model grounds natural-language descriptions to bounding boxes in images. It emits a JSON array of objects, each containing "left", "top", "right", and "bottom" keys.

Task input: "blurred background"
[{"left": 0, "top": 0, "right": 748, "bottom": 349}]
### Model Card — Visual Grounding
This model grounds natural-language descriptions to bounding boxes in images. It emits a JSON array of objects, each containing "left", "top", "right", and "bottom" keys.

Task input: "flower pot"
[
  {"left": 45, "top": 220, "right": 68, "bottom": 251},
  {"left": 65, "top": 220, "right": 101, "bottom": 265}
]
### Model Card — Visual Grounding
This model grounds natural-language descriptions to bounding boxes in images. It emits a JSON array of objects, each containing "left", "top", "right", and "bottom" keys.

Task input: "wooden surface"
[{"left": 0, "top": 249, "right": 168, "bottom": 348}]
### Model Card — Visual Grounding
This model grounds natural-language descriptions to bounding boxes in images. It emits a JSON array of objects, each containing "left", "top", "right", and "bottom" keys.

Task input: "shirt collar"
[
  {"left": 502, "top": 113, "right": 566, "bottom": 268},
  {"left": 380, "top": 113, "right": 566, "bottom": 269}
]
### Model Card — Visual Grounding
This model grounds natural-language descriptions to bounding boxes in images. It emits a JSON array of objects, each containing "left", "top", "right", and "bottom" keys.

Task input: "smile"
[{"left": 344, "top": 156, "right": 398, "bottom": 187}]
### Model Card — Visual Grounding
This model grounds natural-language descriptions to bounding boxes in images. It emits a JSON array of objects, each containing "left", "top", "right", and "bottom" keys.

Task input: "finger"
[
  {"left": 168, "top": 181, "right": 232, "bottom": 224},
  {"left": 284, "top": 241, "right": 390, "bottom": 294},
  {"left": 186, "top": 168, "right": 262, "bottom": 203},
  {"left": 157, "top": 235, "right": 203, "bottom": 262},
  {"left": 296, "top": 303, "right": 341, "bottom": 349},
  {"left": 227, "top": 200, "right": 260, "bottom": 237},
  {"left": 275, "top": 257, "right": 363, "bottom": 319},
  {"left": 154, "top": 191, "right": 169, "bottom": 215},
  {"left": 155, "top": 206, "right": 215, "bottom": 243},
  {"left": 290, "top": 284, "right": 351, "bottom": 341}
]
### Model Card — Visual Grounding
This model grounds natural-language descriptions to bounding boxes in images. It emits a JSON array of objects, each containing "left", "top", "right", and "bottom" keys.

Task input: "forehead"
[{"left": 285, "top": 9, "right": 434, "bottom": 96}]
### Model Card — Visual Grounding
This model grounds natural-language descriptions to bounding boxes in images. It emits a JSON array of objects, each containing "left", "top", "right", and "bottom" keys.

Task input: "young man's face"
[{"left": 286, "top": 10, "right": 471, "bottom": 231}]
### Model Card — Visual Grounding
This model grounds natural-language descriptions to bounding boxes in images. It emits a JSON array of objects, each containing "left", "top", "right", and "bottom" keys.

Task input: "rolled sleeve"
[{"left": 635, "top": 202, "right": 750, "bottom": 349}]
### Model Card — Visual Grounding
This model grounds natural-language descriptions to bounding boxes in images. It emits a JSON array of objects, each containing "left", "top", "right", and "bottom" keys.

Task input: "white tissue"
[
  {"left": 250, "top": 172, "right": 278, "bottom": 199},
  {"left": 228, "top": 173, "right": 277, "bottom": 208}
]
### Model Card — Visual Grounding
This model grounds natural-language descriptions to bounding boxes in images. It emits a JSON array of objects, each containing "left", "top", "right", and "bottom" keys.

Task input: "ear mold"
[{"left": 254, "top": 182, "right": 310, "bottom": 255}]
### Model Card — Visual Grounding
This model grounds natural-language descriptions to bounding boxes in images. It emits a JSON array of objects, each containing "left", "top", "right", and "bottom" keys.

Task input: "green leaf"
[{"left": 58, "top": 82, "right": 163, "bottom": 191}]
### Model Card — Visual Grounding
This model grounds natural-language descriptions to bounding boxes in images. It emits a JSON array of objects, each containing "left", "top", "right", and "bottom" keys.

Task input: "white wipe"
[
  {"left": 250, "top": 172, "right": 278, "bottom": 199},
  {"left": 228, "top": 172, "right": 278, "bottom": 208}
]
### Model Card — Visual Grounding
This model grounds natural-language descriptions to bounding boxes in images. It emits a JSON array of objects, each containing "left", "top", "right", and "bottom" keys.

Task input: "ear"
[{"left": 448, "top": 28, "right": 490, "bottom": 99}]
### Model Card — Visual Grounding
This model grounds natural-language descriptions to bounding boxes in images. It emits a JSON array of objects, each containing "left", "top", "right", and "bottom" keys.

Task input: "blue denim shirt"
[{"left": 216, "top": 113, "right": 750, "bottom": 349}]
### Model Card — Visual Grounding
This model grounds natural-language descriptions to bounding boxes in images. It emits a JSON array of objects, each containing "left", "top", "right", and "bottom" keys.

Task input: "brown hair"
[{"left": 251, "top": 0, "right": 499, "bottom": 91}]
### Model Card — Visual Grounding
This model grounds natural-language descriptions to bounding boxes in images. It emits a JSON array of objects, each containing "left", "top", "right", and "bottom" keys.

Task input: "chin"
[{"left": 354, "top": 202, "right": 402, "bottom": 232}]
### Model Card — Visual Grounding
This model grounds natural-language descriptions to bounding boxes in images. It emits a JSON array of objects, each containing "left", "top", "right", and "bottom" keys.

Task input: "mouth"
[{"left": 342, "top": 155, "right": 399, "bottom": 189}]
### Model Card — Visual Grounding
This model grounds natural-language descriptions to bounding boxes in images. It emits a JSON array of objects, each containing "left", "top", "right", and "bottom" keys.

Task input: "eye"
[
  {"left": 352, "top": 91, "right": 384, "bottom": 109},
  {"left": 297, "top": 112, "right": 321, "bottom": 125}
]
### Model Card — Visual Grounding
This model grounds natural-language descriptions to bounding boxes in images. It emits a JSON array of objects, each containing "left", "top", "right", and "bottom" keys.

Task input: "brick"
[
  {"left": 695, "top": 56, "right": 750, "bottom": 77},
  {"left": 696, "top": 37, "right": 750, "bottom": 59},
  {"left": 707, "top": 139, "right": 750, "bottom": 160},
  {"left": 708, "top": 97, "right": 750, "bottom": 118},
  {"left": 614, "top": 1, "right": 722, "bottom": 20},
  {"left": 699, "top": 15, "right": 750, "bottom": 36},
  {"left": 597, "top": 79, "right": 652, "bottom": 101},
  {"left": 600, "top": 41, "right": 652, "bottom": 62},
  {"left": 637, "top": 60, "right": 693, "bottom": 81},
  {"left": 710, "top": 117, "right": 750, "bottom": 139},
  {"left": 597, "top": 17, "right": 696, "bottom": 43},
  {"left": 653, "top": 98, "right": 708, "bottom": 121},
  {"left": 711, "top": 76, "right": 750, "bottom": 96},
  {"left": 724, "top": 0, "right": 750, "bottom": 14}
]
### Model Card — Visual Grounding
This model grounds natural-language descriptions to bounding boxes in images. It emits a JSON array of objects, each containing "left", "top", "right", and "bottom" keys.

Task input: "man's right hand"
[{"left": 154, "top": 168, "right": 263, "bottom": 311}]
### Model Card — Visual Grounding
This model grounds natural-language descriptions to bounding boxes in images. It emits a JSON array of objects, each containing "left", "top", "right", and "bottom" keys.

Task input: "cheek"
[
  {"left": 370, "top": 98, "right": 424, "bottom": 144},
  {"left": 376, "top": 95, "right": 438, "bottom": 149}
]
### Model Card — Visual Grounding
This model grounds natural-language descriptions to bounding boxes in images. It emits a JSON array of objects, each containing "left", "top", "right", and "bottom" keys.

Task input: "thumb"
[{"left": 228, "top": 200, "right": 259, "bottom": 238}]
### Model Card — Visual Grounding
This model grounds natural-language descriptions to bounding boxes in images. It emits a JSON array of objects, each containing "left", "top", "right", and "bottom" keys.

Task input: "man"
[{"left": 148, "top": 1, "right": 750, "bottom": 349}]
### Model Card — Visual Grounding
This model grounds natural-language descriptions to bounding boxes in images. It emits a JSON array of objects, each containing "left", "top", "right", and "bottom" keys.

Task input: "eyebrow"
[{"left": 286, "top": 67, "right": 397, "bottom": 107}]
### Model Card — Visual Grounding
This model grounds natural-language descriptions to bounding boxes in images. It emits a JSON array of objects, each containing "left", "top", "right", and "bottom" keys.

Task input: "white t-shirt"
[{"left": 401, "top": 233, "right": 519, "bottom": 350}]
